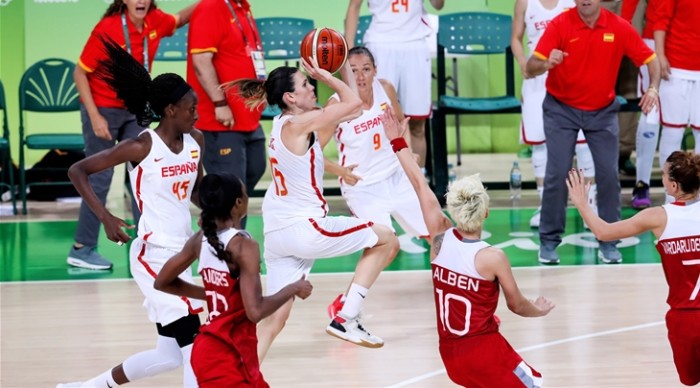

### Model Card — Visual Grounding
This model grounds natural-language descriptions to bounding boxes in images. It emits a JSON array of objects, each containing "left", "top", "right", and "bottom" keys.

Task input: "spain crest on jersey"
[{"left": 191, "top": 150, "right": 199, "bottom": 159}]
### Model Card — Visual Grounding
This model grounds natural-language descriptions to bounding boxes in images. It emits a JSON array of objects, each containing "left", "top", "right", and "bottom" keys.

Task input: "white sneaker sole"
[
  {"left": 597, "top": 251, "right": 622, "bottom": 264},
  {"left": 325, "top": 326, "right": 384, "bottom": 349},
  {"left": 66, "top": 257, "right": 112, "bottom": 270}
]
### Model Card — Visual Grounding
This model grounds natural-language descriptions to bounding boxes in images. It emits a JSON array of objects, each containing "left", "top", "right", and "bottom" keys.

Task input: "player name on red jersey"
[
  {"left": 201, "top": 268, "right": 230, "bottom": 287},
  {"left": 659, "top": 235, "right": 700, "bottom": 256},
  {"left": 161, "top": 161, "right": 197, "bottom": 178},
  {"left": 433, "top": 266, "right": 480, "bottom": 292}
]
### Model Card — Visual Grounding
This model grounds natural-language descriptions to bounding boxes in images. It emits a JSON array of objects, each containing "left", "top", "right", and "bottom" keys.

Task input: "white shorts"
[
  {"left": 660, "top": 68, "right": 700, "bottom": 129},
  {"left": 366, "top": 39, "right": 432, "bottom": 117},
  {"left": 637, "top": 39, "right": 655, "bottom": 96},
  {"left": 520, "top": 73, "right": 586, "bottom": 144},
  {"left": 264, "top": 216, "right": 378, "bottom": 294},
  {"left": 342, "top": 168, "right": 428, "bottom": 238},
  {"left": 130, "top": 238, "right": 203, "bottom": 326}
]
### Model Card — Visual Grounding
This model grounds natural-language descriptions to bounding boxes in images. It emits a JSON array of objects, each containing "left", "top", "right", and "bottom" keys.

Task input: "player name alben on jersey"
[{"left": 433, "top": 266, "right": 480, "bottom": 292}]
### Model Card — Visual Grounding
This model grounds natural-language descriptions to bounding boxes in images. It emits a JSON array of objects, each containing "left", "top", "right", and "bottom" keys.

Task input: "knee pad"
[
  {"left": 157, "top": 314, "right": 201, "bottom": 348},
  {"left": 575, "top": 144, "right": 595, "bottom": 178}
]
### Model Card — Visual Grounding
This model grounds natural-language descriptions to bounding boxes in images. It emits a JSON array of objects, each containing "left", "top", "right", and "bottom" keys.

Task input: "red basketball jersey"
[
  {"left": 431, "top": 228, "right": 501, "bottom": 341},
  {"left": 197, "top": 228, "right": 263, "bottom": 382},
  {"left": 656, "top": 201, "right": 700, "bottom": 310}
]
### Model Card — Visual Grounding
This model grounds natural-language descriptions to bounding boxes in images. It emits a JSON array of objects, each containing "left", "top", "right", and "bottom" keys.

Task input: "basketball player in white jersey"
[
  {"left": 345, "top": 0, "right": 445, "bottom": 172},
  {"left": 512, "top": 0, "right": 597, "bottom": 228},
  {"left": 322, "top": 46, "right": 429, "bottom": 317},
  {"left": 154, "top": 173, "right": 312, "bottom": 387},
  {"left": 226, "top": 58, "right": 399, "bottom": 360},
  {"left": 59, "top": 41, "right": 204, "bottom": 388},
  {"left": 381, "top": 105, "right": 554, "bottom": 387},
  {"left": 568, "top": 150, "right": 700, "bottom": 386}
]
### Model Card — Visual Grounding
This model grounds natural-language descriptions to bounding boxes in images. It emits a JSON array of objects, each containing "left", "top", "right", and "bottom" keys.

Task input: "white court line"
[{"left": 386, "top": 320, "right": 665, "bottom": 388}]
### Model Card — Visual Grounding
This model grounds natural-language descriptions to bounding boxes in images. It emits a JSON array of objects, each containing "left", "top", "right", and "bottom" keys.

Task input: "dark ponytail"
[
  {"left": 199, "top": 174, "right": 245, "bottom": 263},
  {"left": 223, "top": 66, "right": 298, "bottom": 112},
  {"left": 94, "top": 37, "right": 191, "bottom": 127}
]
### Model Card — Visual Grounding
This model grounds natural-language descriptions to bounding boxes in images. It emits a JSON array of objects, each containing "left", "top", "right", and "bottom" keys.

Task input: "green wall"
[{"left": 0, "top": 0, "right": 522, "bottom": 166}]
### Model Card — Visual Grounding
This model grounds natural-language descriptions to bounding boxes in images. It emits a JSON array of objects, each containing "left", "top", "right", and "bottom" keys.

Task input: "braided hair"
[
  {"left": 199, "top": 174, "right": 245, "bottom": 263},
  {"left": 93, "top": 37, "right": 192, "bottom": 127}
]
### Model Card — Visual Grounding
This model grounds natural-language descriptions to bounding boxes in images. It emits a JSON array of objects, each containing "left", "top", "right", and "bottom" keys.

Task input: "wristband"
[
  {"left": 213, "top": 99, "right": 228, "bottom": 107},
  {"left": 390, "top": 137, "right": 408, "bottom": 153}
]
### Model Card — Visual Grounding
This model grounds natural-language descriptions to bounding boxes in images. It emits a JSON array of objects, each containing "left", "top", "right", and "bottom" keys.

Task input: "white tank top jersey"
[
  {"left": 657, "top": 201, "right": 700, "bottom": 310},
  {"left": 332, "top": 79, "right": 401, "bottom": 186},
  {"left": 262, "top": 115, "right": 329, "bottom": 233},
  {"left": 128, "top": 129, "right": 199, "bottom": 250},
  {"left": 525, "top": 0, "right": 575, "bottom": 54},
  {"left": 363, "top": 0, "right": 433, "bottom": 44}
]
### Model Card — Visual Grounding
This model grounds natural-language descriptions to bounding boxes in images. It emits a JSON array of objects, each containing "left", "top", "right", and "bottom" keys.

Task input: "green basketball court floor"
[{"left": 0, "top": 207, "right": 659, "bottom": 282}]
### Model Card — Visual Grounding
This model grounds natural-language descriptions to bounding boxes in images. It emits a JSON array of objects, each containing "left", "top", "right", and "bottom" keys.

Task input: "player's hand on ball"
[{"left": 301, "top": 57, "right": 333, "bottom": 84}]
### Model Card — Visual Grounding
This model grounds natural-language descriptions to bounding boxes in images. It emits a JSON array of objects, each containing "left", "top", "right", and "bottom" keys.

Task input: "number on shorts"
[
  {"left": 205, "top": 290, "right": 229, "bottom": 323},
  {"left": 270, "top": 157, "right": 288, "bottom": 196},
  {"left": 172, "top": 180, "right": 190, "bottom": 201},
  {"left": 392, "top": 0, "right": 409, "bottom": 13},
  {"left": 373, "top": 133, "right": 381, "bottom": 150},
  {"left": 435, "top": 288, "right": 472, "bottom": 336}
]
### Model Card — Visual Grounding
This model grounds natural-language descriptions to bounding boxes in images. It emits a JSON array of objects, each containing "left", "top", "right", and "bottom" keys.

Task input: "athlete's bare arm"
[
  {"left": 190, "top": 128, "right": 205, "bottom": 208},
  {"left": 68, "top": 133, "right": 151, "bottom": 244},
  {"left": 344, "top": 0, "right": 363, "bottom": 49},
  {"left": 511, "top": 0, "right": 531, "bottom": 79},
  {"left": 154, "top": 231, "right": 206, "bottom": 300},
  {"left": 235, "top": 236, "right": 313, "bottom": 323}
]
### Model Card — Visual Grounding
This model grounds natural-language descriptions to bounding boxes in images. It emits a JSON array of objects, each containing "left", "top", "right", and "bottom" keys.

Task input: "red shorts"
[
  {"left": 439, "top": 332, "right": 542, "bottom": 388},
  {"left": 191, "top": 333, "right": 269, "bottom": 388},
  {"left": 666, "top": 309, "right": 700, "bottom": 386}
]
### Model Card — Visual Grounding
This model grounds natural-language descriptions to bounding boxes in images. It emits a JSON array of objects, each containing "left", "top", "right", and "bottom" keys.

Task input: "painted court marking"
[{"left": 386, "top": 320, "right": 665, "bottom": 388}]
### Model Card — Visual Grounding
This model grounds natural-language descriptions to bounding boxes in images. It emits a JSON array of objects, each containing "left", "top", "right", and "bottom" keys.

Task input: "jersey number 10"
[{"left": 435, "top": 287, "right": 472, "bottom": 336}]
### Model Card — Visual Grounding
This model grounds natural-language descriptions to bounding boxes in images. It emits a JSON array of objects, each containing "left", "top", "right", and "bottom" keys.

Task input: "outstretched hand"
[
  {"left": 566, "top": 168, "right": 591, "bottom": 209},
  {"left": 379, "top": 105, "right": 409, "bottom": 140}
]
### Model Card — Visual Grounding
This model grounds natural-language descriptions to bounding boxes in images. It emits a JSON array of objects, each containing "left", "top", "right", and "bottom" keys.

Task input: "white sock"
[
  {"left": 339, "top": 283, "right": 369, "bottom": 319},
  {"left": 635, "top": 118, "right": 659, "bottom": 184},
  {"left": 181, "top": 344, "right": 196, "bottom": 387},
  {"left": 575, "top": 143, "right": 595, "bottom": 178},
  {"left": 658, "top": 126, "right": 684, "bottom": 168},
  {"left": 531, "top": 144, "right": 547, "bottom": 178},
  {"left": 81, "top": 369, "right": 117, "bottom": 388}
]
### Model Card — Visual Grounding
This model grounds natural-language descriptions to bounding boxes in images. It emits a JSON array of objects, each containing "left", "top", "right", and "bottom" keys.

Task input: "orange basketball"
[{"left": 300, "top": 28, "right": 348, "bottom": 74}]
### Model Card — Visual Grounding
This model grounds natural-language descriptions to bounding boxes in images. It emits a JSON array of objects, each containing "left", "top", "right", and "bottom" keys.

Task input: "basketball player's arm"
[
  {"left": 379, "top": 79, "right": 413, "bottom": 152},
  {"left": 344, "top": 0, "right": 363, "bottom": 49},
  {"left": 653, "top": 0, "right": 672, "bottom": 80},
  {"left": 511, "top": 0, "right": 531, "bottom": 79},
  {"left": 68, "top": 137, "right": 150, "bottom": 245},
  {"left": 483, "top": 248, "right": 555, "bottom": 317},
  {"left": 324, "top": 157, "right": 362, "bottom": 186},
  {"left": 380, "top": 107, "right": 452, "bottom": 245},
  {"left": 154, "top": 232, "right": 206, "bottom": 300},
  {"left": 189, "top": 129, "right": 206, "bottom": 208},
  {"left": 236, "top": 237, "right": 312, "bottom": 323},
  {"left": 288, "top": 59, "right": 362, "bottom": 139},
  {"left": 567, "top": 169, "right": 666, "bottom": 239}
]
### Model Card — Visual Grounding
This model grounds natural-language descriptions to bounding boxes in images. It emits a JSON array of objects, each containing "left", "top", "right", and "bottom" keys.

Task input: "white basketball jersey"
[
  {"left": 332, "top": 79, "right": 401, "bottom": 186},
  {"left": 262, "top": 115, "right": 329, "bottom": 233},
  {"left": 525, "top": 0, "right": 575, "bottom": 54},
  {"left": 363, "top": 0, "right": 433, "bottom": 43},
  {"left": 129, "top": 129, "right": 199, "bottom": 249}
]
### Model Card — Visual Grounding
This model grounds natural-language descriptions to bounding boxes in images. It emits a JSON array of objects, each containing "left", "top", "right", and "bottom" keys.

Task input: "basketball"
[{"left": 300, "top": 28, "right": 348, "bottom": 74}]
